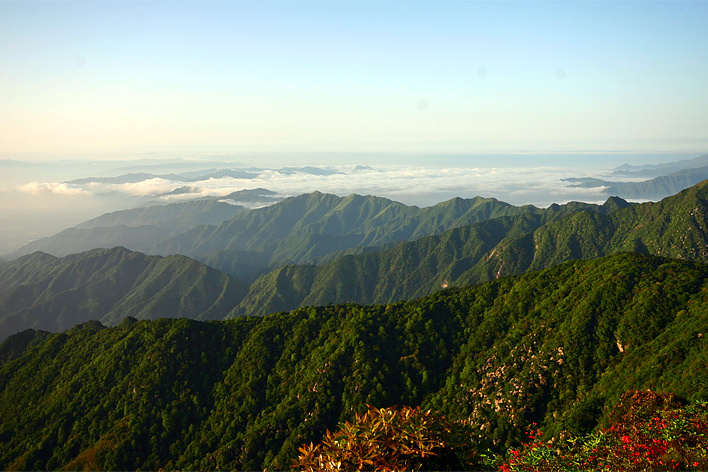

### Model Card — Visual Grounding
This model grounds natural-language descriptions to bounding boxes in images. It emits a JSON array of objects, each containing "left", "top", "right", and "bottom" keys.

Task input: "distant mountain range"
[
  {"left": 5, "top": 180, "right": 708, "bottom": 334},
  {"left": 611, "top": 153, "right": 708, "bottom": 178},
  {"left": 566, "top": 153, "right": 708, "bottom": 199},
  {"left": 65, "top": 165, "right": 343, "bottom": 185},
  {"left": 229, "top": 182, "right": 708, "bottom": 315},
  {"left": 11, "top": 189, "right": 613, "bottom": 280},
  {"left": 7, "top": 189, "right": 279, "bottom": 259}
]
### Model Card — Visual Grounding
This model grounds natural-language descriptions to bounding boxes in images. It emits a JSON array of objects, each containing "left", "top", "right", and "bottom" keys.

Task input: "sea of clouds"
[
  {"left": 14, "top": 164, "right": 612, "bottom": 207},
  {"left": 0, "top": 161, "right": 622, "bottom": 254}
]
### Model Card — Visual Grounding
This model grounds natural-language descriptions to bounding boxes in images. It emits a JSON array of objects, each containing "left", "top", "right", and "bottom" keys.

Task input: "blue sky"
[{"left": 2, "top": 1, "right": 708, "bottom": 158}]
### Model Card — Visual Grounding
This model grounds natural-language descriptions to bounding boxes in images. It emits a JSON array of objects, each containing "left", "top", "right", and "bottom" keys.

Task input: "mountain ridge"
[
  {"left": 1, "top": 252, "right": 707, "bottom": 470},
  {"left": 0, "top": 247, "right": 248, "bottom": 341},
  {"left": 229, "top": 181, "right": 708, "bottom": 316}
]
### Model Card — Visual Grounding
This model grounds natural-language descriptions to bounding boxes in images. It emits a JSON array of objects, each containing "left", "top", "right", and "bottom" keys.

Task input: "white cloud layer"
[
  {"left": 16, "top": 165, "right": 614, "bottom": 208},
  {"left": 16, "top": 181, "right": 89, "bottom": 196}
]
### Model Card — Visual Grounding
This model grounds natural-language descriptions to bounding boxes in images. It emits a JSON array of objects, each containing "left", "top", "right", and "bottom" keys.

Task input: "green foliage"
[
  {"left": 155, "top": 191, "right": 610, "bottom": 281},
  {"left": 2, "top": 253, "right": 708, "bottom": 470},
  {"left": 234, "top": 181, "right": 708, "bottom": 316},
  {"left": 294, "top": 405, "right": 483, "bottom": 471},
  {"left": 498, "top": 390, "right": 708, "bottom": 471},
  {"left": 0, "top": 247, "right": 248, "bottom": 340}
]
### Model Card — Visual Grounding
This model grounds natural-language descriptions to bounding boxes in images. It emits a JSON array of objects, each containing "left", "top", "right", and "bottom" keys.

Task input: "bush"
[
  {"left": 293, "top": 405, "right": 482, "bottom": 471},
  {"left": 500, "top": 390, "right": 708, "bottom": 471}
]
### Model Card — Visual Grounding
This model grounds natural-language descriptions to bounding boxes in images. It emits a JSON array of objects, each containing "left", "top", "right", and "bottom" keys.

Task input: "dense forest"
[
  {"left": 232, "top": 180, "right": 708, "bottom": 315},
  {"left": 0, "top": 248, "right": 247, "bottom": 341},
  {"left": 1, "top": 252, "right": 707, "bottom": 470}
]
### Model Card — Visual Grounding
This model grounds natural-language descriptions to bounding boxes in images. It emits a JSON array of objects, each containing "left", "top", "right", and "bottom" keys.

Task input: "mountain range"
[
  {"left": 230, "top": 182, "right": 708, "bottom": 316},
  {"left": 4, "top": 180, "right": 708, "bottom": 335},
  {"left": 0, "top": 248, "right": 247, "bottom": 341},
  {"left": 2, "top": 163, "right": 708, "bottom": 471},
  {"left": 7, "top": 189, "right": 279, "bottom": 259},
  {"left": 65, "top": 165, "right": 343, "bottom": 185},
  {"left": 566, "top": 153, "right": 708, "bottom": 199},
  {"left": 8, "top": 190, "right": 630, "bottom": 281},
  {"left": 0, "top": 191, "right": 634, "bottom": 336},
  {"left": 1, "top": 252, "right": 707, "bottom": 470}
]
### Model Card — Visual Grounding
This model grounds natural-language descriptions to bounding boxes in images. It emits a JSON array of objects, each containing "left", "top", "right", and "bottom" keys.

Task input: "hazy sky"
[{"left": 1, "top": 0, "right": 708, "bottom": 158}]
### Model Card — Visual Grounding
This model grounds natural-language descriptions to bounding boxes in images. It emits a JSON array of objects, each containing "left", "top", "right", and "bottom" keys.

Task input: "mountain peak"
[{"left": 602, "top": 196, "right": 631, "bottom": 212}]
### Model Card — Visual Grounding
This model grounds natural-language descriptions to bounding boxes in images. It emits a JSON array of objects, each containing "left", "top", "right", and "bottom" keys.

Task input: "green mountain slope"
[
  {"left": 154, "top": 191, "right": 611, "bottom": 280},
  {"left": 470, "top": 179, "right": 708, "bottom": 283},
  {"left": 233, "top": 213, "right": 546, "bottom": 315},
  {"left": 230, "top": 195, "right": 634, "bottom": 316},
  {"left": 1, "top": 253, "right": 707, "bottom": 470},
  {"left": 0, "top": 247, "right": 248, "bottom": 340}
]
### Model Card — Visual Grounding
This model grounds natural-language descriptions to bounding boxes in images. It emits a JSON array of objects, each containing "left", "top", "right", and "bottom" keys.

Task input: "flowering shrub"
[
  {"left": 499, "top": 391, "right": 708, "bottom": 471},
  {"left": 293, "top": 405, "right": 482, "bottom": 471}
]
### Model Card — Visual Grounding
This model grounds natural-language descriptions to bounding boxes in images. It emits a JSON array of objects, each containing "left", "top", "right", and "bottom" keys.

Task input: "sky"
[{"left": 2, "top": 0, "right": 708, "bottom": 159}]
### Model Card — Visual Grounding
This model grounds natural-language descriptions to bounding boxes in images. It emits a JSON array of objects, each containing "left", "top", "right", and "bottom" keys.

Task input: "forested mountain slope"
[
  {"left": 469, "top": 179, "right": 708, "bottom": 283},
  {"left": 232, "top": 213, "right": 554, "bottom": 316},
  {"left": 0, "top": 247, "right": 247, "bottom": 341},
  {"left": 153, "top": 191, "right": 619, "bottom": 280},
  {"left": 1, "top": 253, "right": 707, "bottom": 471},
  {"left": 0, "top": 194, "right": 621, "bottom": 338},
  {"left": 231, "top": 182, "right": 708, "bottom": 316}
]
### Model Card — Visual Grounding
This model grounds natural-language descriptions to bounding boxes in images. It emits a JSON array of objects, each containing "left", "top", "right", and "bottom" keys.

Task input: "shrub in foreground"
[
  {"left": 293, "top": 405, "right": 483, "bottom": 471},
  {"left": 500, "top": 390, "right": 708, "bottom": 471}
]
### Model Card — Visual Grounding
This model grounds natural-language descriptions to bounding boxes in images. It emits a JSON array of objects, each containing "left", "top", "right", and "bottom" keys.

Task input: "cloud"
[
  {"left": 16, "top": 182, "right": 89, "bottom": 196},
  {"left": 15, "top": 165, "right": 619, "bottom": 208}
]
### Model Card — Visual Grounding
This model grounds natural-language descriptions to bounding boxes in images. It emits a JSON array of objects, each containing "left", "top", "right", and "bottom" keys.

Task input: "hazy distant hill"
[
  {"left": 8, "top": 225, "right": 167, "bottom": 259},
  {"left": 611, "top": 153, "right": 708, "bottom": 178},
  {"left": 8, "top": 199, "right": 250, "bottom": 258},
  {"left": 75, "top": 198, "right": 249, "bottom": 231},
  {"left": 67, "top": 172, "right": 185, "bottom": 184},
  {"left": 1, "top": 253, "right": 707, "bottom": 470},
  {"left": 565, "top": 154, "right": 708, "bottom": 199},
  {"left": 0, "top": 247, "right": 247, "bottom": 340},
  {"left": 65, "top": 166, "right": 343, "bottom": 185},
  {"left": 230, "top": 182, "right": 708, "bottom": 315}
]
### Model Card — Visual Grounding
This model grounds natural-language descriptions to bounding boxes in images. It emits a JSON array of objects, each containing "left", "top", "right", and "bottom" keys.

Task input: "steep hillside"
[
  {"left": 230, "top": 195, "right": 638, "bottom": 316},
  {"left": 154, "top": 191, "right": 611, "bottom": 280},
  {"left": 1, "top": 253, "right": 707, "bottom": 471},
  {"left": 470, "top": 179, "right": 708, "bottom": 283},
  {"left": 0, "top": 247, "right": 248, "bottom": 340},
  {"left": 233, "top": 213, "right": 547, "bottom": 315}
]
